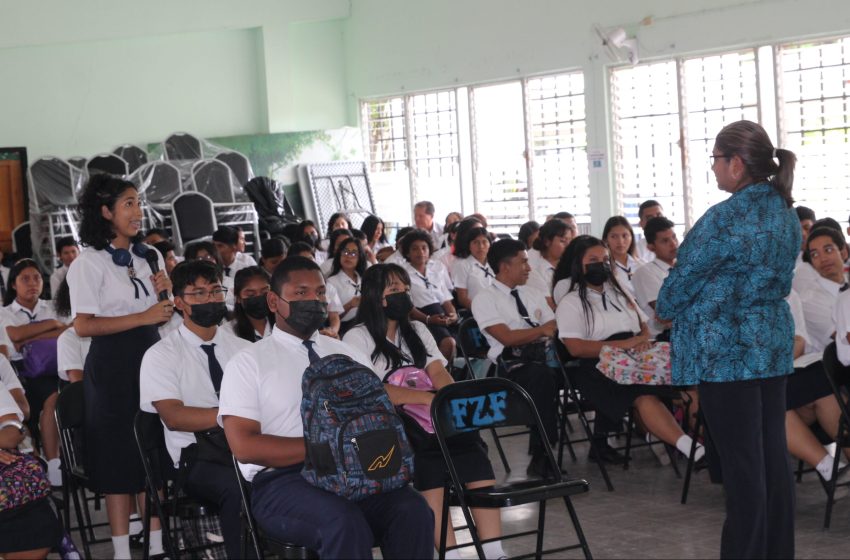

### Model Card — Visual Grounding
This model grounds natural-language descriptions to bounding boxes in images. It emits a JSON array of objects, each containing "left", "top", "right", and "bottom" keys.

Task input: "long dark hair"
[
  {"left": 361, "top": 215, "right": 387, "bottom": 245},
  {"left": 326, "top": 213, "right": 351, "bottom": 238},
  {"left": 532, "top": 219, "right": 568, "bottom": 257},
  {"left": 518, "top": 220, "right": 540, "bottom": 249},
  {"left": 232, "top": 266, "right": 271, "bottom": 342},
  {"left": 4, "top": 259, "right": 43, "bottom": 307},
  {"left": 714, "top": 120, "right": 795, "bottom": 207},
  {"left": 330, "top": 238, "right": 367, "bottom": 278},
  {"left": 454, "top": 226, "right": 489, "bottom": 259},
  {"left": 78, "top": 174, "right": 141, "bottom": 250},
  {"left": 356, "top": 264, "right": 428, "bottom": 370},
  {"left": 54, "top": 278, "right": 72, "bottom": 318},
  {"left": 559, "top": 235, "right": 631, "bottom": 333},
  {"left": 326, "top": 228, "right": 352, "bottom": 259},
  {"left": 602, "top": 216, "right": 637, "bottom": 258}
]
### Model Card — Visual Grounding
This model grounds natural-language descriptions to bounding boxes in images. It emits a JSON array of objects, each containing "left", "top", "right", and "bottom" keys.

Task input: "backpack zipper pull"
[
  {"left": 351, "top": 437, "right": 359, "bottom": 451},
  {"left": 323, "top": 400, "right": 331, "bottom": 414}
]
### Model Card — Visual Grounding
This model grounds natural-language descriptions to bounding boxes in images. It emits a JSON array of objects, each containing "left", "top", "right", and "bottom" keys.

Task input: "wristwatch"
[{"left": 0, "top": 420, "right": 25, "bottom": 433}]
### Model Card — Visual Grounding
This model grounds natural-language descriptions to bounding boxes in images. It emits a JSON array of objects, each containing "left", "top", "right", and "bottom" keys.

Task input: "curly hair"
[{"left": 78, "top": 174, "right": 139, "bottom": 250}]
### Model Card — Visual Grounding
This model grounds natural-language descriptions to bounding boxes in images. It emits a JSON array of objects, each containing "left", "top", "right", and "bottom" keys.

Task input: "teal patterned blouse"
[{"left": 656, "top": 183, "right": 801, "bottom": 385}]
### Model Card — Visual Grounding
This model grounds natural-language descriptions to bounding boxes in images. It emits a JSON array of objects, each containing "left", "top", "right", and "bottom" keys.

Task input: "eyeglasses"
[
  {"left": 342, "top": 250, "right": 359, "bottom": 257},
  {"left": 709, "top": 154, "right": 732, "bottom": 163},
  {"left": 182, "top": 287, "right": 228, "bottom": 302}
]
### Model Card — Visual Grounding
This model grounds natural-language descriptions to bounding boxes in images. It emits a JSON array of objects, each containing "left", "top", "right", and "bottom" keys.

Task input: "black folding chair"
[
  {"left": 54, "top": 381, "right": 110, "bottom": 558},
  {"left": 133, "top": 410, "right": 224, "bottom": 559},
  {"left": 820, "top": 343, "right": 850, "bottom": 528},
  {"left": 431, "top": 378, "right": 592, "bottom": 559},
  {"left": 231, "top": 455, "right": 317, "bottom": 559}
]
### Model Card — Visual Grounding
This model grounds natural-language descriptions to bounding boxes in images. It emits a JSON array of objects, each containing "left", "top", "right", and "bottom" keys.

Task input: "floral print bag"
[
  {"left": 597, "top": 342, "right": 673, "bottom": 385},
  {"left": 0, "top": 452, "right": 52, "bottom": 512}
]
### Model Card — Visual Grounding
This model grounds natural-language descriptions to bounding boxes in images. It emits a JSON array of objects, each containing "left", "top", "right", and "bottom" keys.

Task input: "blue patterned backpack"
[{"left": 300, "top": 354, "right": 414, "bottom": 500}]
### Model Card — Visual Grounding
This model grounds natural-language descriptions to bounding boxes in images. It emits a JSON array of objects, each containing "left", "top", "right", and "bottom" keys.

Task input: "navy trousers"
[
  {"left": 251, "top": 466, "right": 434, "bottom": 559},
  {"left": 700, "top": 375, "right": 794, "bottom": 559}
]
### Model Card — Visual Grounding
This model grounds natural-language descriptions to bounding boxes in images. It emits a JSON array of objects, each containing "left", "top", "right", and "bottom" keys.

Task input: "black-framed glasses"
[
  {"left": 183, "top": 287, "right": 228, "bottom": 302},
  {"left": 709, "top": 153, "right": 732, "bottom": 163}
]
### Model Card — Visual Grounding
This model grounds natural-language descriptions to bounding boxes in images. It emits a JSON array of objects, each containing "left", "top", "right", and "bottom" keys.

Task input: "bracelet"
[{"left": 426, "top": 315, "right": 431, "bottom": 324}]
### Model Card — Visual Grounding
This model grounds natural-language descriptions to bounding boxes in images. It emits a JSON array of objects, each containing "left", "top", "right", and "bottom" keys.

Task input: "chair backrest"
[
  {"left": 172, "top": 191, "right": 217, "bottom": 248},
  {"left": 457, "top": 317, "right": 491, "bottom": 361},
  {"left": 164, "top": 132, "right": 203, "bottom": 161},
  {"left": 822, "top": 342, "right": 850, "bottom": 438},
  {"left": 113, "top": 144, "right": 149, "bottom": 174},
  {"left": 87, "top": 153, "right": 129, "bottom": 176},
  {"left": 29, "top": 156, "right": 79, "bottom": 208},
  {"left": 12, "top": 221, "right": 32, "bottom": 259},
  {"left": 55, "top": 381, "right": 86, "bottom": 473},
  {"left": 191, "top": 159, "right": 235, "bottom": 203},
  {"left": 68, "top": 156, "right": 86, "bottom": 169},
  {"left": 214, "top": 151, "right": 252, "bottom": 188},
  {"left": 135, "top": 161, "right": 183, "bottom": 205},
  {"left": 133, "top": 410, "right": 168, "bottom": 489}
]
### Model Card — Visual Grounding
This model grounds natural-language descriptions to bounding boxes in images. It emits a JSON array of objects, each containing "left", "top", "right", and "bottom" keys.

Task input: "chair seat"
[{"left": 462, "top": 478, "right": 589, "bottom": 508}]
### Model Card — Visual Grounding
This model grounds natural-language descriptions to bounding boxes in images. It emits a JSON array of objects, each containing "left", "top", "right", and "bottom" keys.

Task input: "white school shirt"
[
  {"left": 1, "top": 299, "right": 60, "bottom": 361},
  {"left": 159, "top": 311, "right": 183, "bottom": 338},
  {"left": 56, "top": 327, "right": 91, "bottom": 382},
  {"left": 552, "top": 278, "right": 573, "bottom": 306},
  {"left": 0, "top": 383, "right": 23, "bottom": 422},
  {"left": 787, "top": 289, "right": 822, "bottom": 368},
  {"left": 385, "top": 250, "right": 405, "bottom": 266},
  {"left": 792, "top": 259, "right": 820, "bottom": 295},
  {"left": 432, "top": 246, "right": 455, "bottom": 272},
  {"left": 632, "top": 259, "right": 672, "bottom": 337},
  {"left": 326, "top": 271, "right": 361, "bottom": 322},
  {"left": 0, "top": 353, "right": 23, "bottom": 394},
  {"left": 343, "top": 321, "right": 447, "bottom": 378},
  {"left": 319, "top": 258, "right": 335, "bottom": 279},
  {"left": 50, "top": 266, "right": 68, "bottom": 299},
  {"left": 218, "top": 327, "right": 375, "bottom": 481},
  {"left": 221, "top": 318, "right": 274, "bottom": 342},
  {"left": 325, "top": 282, "right": 345, "bottom": 315},
  {"left": 0, "top": 265, "right": 9, "bottom": 298},
  {"left": 834, "top": 289, "right": 850, "bottom": 366},
  {"left": 403, "top": 260, "right": 454, "bottom": 309},
  {"left": 556, "top": 282, "right": 647, "bottom": 342},
  {"left": 635, "top": 236, "right": 654, "bottom": 262},
  {"left": 526, "top": 250, "right": 556, "bottom": 298},
  {"left": 611, "top": 254, "right": 644, "bottom": 298},
  {"left": 471, "top": 280, "right": 554, "bottom": 361},
  {"left": 450, "top": 256, "right": 494, "bottom": 303},
  {"left": 141, "top": 324, "right": 251, "bottom": 466},
  {"left": 68, "top": 246, "right": 165, "bottom": 319},
  {"left": 799, "top": 275, "right": 845, "bottom": 353},
  {"left": 427, "top": 223, "right": 444, "bottom": 249},
  {"left": 222, "top": 252, "right": 257, "bottom": 311}
]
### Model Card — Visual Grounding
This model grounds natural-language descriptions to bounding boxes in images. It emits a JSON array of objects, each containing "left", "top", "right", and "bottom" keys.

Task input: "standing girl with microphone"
[{"left": 68, "top": 174, "right": 173, "bottom": 559}]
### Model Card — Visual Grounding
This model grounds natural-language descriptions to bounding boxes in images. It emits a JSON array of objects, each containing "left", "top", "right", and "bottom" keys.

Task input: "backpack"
[
  {"left": 300, "top": 354, "right": 413, "bottom": 501},
  {"left": 21, "top": 337, "right": 59, "bottom": 379}
]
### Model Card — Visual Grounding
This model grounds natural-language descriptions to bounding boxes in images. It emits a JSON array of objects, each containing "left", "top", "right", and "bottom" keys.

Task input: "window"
[
  {"left": 361, "top": 97, "right": 412, "bottom": 225},
  {"left": 779, "top": 36, "right": 850, "bottom": 225},
  {"left": 526, "top": 72, "right": 590, "bottom": 225}
]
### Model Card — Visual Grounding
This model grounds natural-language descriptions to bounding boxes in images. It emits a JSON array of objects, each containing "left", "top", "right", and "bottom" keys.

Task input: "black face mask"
[
  {"left": 384, "top": 291, "right": 414, "bottom": 321},
  {"left": 585, "top": 262, "right": 611, "bottom": 286},
  {"left": 189, "top": 301, "right": 228, "bottom": 328},
  {"left": 242, "top": 294, "right": 270, "bottom": 320},
  {"left": 277, "top": 297, "right": 328, "bottom": 337}
]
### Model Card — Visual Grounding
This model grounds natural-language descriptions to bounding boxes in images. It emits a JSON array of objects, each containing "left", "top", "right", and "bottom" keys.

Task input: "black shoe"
[
  {"left": 587, "top": 442, "right": 626, "bottom": 465},
  {"left": 526, "top": 453, "right": 567, "bottom": 478},
  {"left": 130, "top": 530, "right": 144, "bottom": 550}
]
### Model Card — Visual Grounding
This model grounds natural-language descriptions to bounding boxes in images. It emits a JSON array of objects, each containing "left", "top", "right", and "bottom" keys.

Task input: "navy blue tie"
[
  {"left": 200, "top": 344, "right": 224, "bottom": 394},
  {"left": 303, "top": 339, "right": 321, "bottom": 364},
  {"left": 510, "top": 289, "right": 538, "bottom": 327}
]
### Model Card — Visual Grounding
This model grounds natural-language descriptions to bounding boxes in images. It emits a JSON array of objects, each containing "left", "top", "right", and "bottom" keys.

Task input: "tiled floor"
[{"left": 62, "top": 431, "right": 850, "bottom": 559}]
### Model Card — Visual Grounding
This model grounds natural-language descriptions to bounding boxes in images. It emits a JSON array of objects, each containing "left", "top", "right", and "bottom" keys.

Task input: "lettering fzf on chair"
[{"left": 301, "top": 354, "right": 414, "bottom": 500}]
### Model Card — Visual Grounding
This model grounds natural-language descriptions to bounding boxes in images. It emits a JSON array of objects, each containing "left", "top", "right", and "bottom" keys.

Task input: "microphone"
[{"left": 144, "top": 249, "right": 170, "bottom": 302}]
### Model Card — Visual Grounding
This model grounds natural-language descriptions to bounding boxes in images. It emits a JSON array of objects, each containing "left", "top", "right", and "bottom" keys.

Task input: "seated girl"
[
  {"left": 319, "top": 228, "right": 353, "bottom": 277},
  {"left": 602, "top": 216, "right": 644, "bottom": 297},
  {"left": 326, "top": 238, "right": 366, "bottom": 337},
  {"left": 226, "top": 266, "right": 274, "bottom": 342},
  {"left": 259, "top": 237, "right": 288, "bottom": 277},
  {"left": 399, "top": 230, "right": 458, "bottom": 361},
  {"left": 556, "top": 235, "right": 702, "bottom": 462},
  {"left": 450, "top": 226, "right": 494, "bottom": 310},
  {"left": 527, "top": 219, "right": 574, "bottom": 308},
  {"left": 343, "top": 263, "right": 504, "bottom": 559}
]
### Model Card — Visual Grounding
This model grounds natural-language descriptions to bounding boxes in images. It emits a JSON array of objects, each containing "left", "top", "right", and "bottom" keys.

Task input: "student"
[
  {"left": 140, "top": 260, "right": 251, "bottom": 559},
  {"left": 432, "top": 220, "right": 462, "bottom": 272},
  {"left": 316, "top": 213, "right": 351, "bottom": 255},
  {"left": 344, "top": 264, "right": 504, "bottom": 558},
  {"left": 150, "top": 240, "right": 178, "bottom": 275},
  {"left": 798, "top": 227, "right": 849, "bottom": 354},
  {"left": 259, "top": 237, "right": 287, "bottom": 276},
  {"left": 55, "top": 279, "right": 90, "bottom": 385},
  {"left": 292, "top": 220, "right": 320, "bottom": 249},
  {"left": 0, "top": 352, "right": 28, "bottom": 422},
  {"left": 451, "top": 226, "right": 494, "bottom": 310},
  {"left": 225, "top": 266, "right": 274, "bottom": 342},
  {"left": 527, "top": 219, "right": 574, "bottom": 307},
  {"left": 414, "top": 200, "right": 443, "bottom": 248},
  {"left": 50, "top": 236, "right": 80, "bottom": 297},
  {"left": 602, "top": 216, "right": 644, "bottom": 297},
  {"left": 213, "top": 226, "right": 257, "bottom": 279},
  {"left": 350, "top": 228, "right": 377, "bottom": 265},
  {"left": 326, "top": 238, "right": 366, "bottom": 336},
  {"left": 68, "top": 174, "right": 172, "bottom": 559},
  {"left": 286, "top": 244, "right": 344, "bottom": 339},
  {"left": 470, "top": 238, "right": 561, "bottom": 476},
  {"left": 792, "top": 206, "right": 819, "bottom": 293},
  {"left": 184, "top": 240, "right": 221, "bottom": 267},
  {"left": 361, "top": 214, "right": 390, "bottom": 254},
  {"left": 631, "top": 217, "right": 678, "bottom": 338},
  {"left": 635, "top": 200, "right": 664, "bottom": 261},
  {"left": 400, "top": 230, "right": 457, "bottom": 361},
  {"left": 1, "top": 259, "right": 66, "bottom": 483},
  {"left": 518, "top": 220, "right": 541, "bottom": 250},
  {"left": 219, "top": 257, "right": 434, "bottom": 559},
  {"left": 143, "top": 228, "right": 171, "bottom": 245},
  {"left": 556, "top": 235, "right": 702, "bottom": 464},
  {"left": 0, "top": 383, "right": 62, "bottom": 560},
  {"left": 320, "top": 228, "right": 353, "bottom": 277},
  {"left": 385, "top": 226, "right": 415, "bottom": 266}
]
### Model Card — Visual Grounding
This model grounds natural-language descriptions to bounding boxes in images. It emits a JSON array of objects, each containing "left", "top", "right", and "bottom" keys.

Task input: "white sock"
[
  {"left": 444, "top": 549, "right": 462, "bottom": 559},
  {"left": 128, "top": 513, "right": 143, "bottom": 535},
  {"left": 675, "top": 434, "right": 695, "bottom": 456},
  {"left": 149, "top": 529, "right": 164, "bottom": 555},
  {"left": 816, "top": 454, "right": 836, "bottom": 481},
  {"left": 112, "top": 534, "right": 131, "bottom": 560},
  {"left": 47, "top": 458, "right": 62, "bottom": 486},
  {"left": 483, "top": 540, "right": 507, "bottom": 559}
]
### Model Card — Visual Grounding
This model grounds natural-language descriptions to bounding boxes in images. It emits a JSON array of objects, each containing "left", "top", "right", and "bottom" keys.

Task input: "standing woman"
[
  {"left": 656, "top": 121, "right": 800, "bottom": 559},
  {"left": 602, "top": 216, "right": 644, "bottom": 297},
  {"left": 68, "top": 174, "right": 173, "bottom": 559}
]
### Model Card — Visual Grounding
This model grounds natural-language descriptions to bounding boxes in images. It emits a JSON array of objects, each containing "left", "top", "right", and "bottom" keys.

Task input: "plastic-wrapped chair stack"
[
  {"left": 87, "top": 153, "right": 129, "bottom": 176},
  {"left": 131, "top": 161, "right": 184, "bottom": 238},
  {"left": 27, "top": 156, "right": 85, "bottom": 273},
  {"left": 113, "top": 145, "right": 149, "bottom": 174},
  {"left": 214, "top": 151, "right": 253, "bottom": 188},
  {"left": 68, "top": 157, "right": 87, "bottom": 169},
  {"left": 163, "top": 132, "right": 203, "bottom": 161},
  {"left": 191, "top": 159, "right": 237, "bottom": 203}
]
